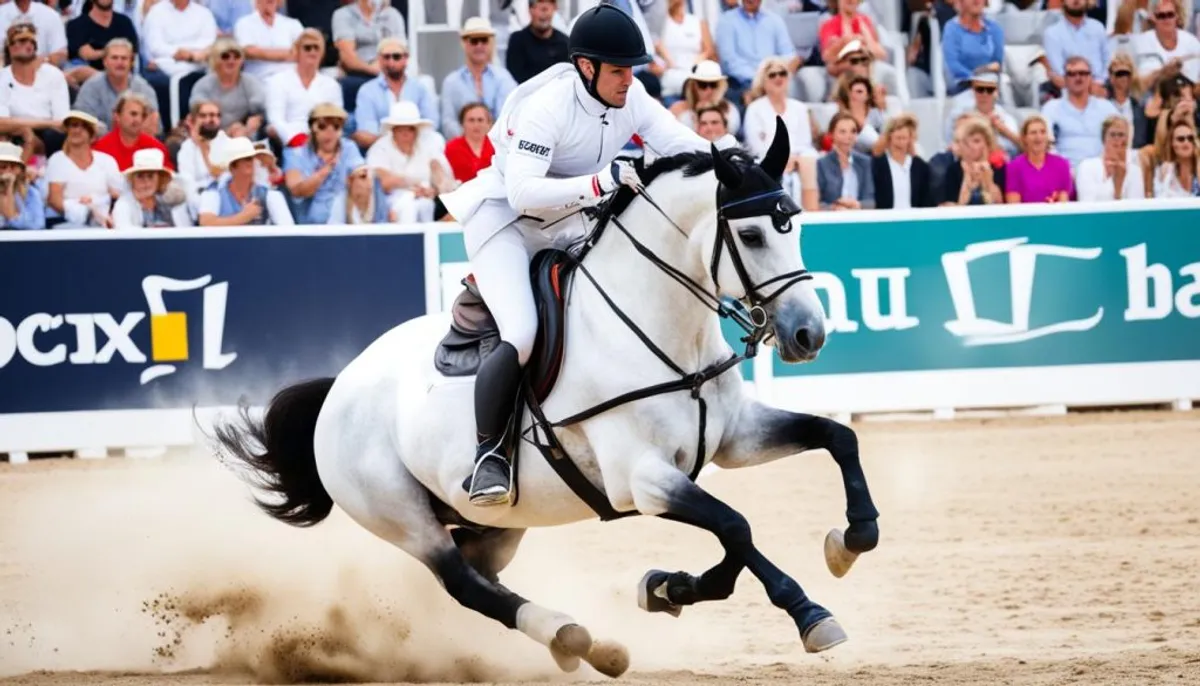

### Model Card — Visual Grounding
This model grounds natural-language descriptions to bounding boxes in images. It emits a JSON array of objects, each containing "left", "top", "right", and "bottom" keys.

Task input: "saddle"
[{"left": 435, "top": 247, "right": 576, "bottom": 408}]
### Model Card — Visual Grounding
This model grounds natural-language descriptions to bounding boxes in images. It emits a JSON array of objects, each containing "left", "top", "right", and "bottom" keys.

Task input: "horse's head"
[{"left": 707, "top": 118, "right": 826, "bottom": 363}]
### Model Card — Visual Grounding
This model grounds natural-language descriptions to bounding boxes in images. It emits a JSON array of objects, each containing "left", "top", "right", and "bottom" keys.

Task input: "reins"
[{"left": 518, "top": 168, "right": 813, "bottom": 519}]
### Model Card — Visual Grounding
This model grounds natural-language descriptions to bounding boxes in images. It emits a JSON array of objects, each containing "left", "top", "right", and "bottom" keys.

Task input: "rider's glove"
[{"left": 594, "top": 159, "right": 643, "bottom": 196}]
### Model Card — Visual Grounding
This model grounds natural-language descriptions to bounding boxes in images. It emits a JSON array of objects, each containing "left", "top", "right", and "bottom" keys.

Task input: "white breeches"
[
  {"left": 388, "top": 190, "right": 436, "bottom": 224},
  {"left": 470, "top": 225, "right": 538, "bottom": 366}
]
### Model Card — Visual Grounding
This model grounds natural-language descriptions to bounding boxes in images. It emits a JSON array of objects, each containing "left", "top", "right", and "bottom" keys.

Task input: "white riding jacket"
[{"left": 440, "top": 63, "right": 730, "bottom": 255}]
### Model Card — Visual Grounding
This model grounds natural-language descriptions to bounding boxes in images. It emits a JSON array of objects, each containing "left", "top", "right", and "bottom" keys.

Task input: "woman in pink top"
[{"left": 1005, "top": 115, "right": 1075, "bottom": 203}]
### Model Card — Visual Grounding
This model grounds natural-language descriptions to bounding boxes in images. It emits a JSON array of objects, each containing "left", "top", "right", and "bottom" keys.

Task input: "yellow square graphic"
[{"left": 151, "top": 313, "right": 189, "bottom": 362}]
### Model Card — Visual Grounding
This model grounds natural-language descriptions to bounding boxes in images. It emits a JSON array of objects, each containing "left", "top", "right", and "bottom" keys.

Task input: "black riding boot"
[{"left": 465, "top": 341, "right": 522, "bottom": 506}]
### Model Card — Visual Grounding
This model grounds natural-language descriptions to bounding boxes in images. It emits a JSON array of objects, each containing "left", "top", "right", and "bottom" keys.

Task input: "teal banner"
[{"left": 433, "top": 205, "right": 1200, "bottom": 379}]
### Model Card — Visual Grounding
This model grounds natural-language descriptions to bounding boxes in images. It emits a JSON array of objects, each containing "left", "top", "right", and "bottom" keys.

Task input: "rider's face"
[{"left": 590, "top": 62, "right": 635, "bottom": 107}]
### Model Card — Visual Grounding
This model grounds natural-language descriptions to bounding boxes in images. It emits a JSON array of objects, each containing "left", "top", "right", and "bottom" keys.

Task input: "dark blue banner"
[{"left": 0, "top": 234, "right": 427, "bottom": 413}]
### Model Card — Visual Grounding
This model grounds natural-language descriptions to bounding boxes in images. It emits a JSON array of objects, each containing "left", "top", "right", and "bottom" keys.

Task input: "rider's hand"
[{"left": 595, "top": 159, "right": 643, "bottom": 195}]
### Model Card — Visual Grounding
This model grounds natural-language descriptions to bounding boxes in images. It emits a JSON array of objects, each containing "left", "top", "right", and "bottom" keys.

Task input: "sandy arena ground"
[{"left": 1, "top": 409, "right": 1198, "bottom": 685}]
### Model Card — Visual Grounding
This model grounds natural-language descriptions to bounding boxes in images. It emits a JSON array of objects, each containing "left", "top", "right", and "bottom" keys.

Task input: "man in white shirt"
[
  {"left": 177, "top": 99, "right": 232, "bottom": 217},
  {"left": 944, "top": 72, "right": 1020, "bottom": 158},
  {"left": 234, "top": 0, "right": 303, "bottom": 81},
  {"left": 142, "top": 0, "right": 219, "bottom": 77},
  {"left": 0, "top": 23, "right": 70, "bottom": 155},
  {"left": 0, "top": 0, "right": 68, "bottom": 67},
  {"left": 266, "top": 28, "right": 343, "bottom": 146}
]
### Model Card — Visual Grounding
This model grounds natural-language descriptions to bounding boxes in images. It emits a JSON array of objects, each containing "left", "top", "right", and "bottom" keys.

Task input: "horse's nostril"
[{"left": 794, "top": 328, "right": 813, "bottom": 352}]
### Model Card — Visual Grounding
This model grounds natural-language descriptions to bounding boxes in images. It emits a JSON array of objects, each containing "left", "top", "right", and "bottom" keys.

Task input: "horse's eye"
[{"left": 738, "top": 229, "right": 765, "bottom": 248}]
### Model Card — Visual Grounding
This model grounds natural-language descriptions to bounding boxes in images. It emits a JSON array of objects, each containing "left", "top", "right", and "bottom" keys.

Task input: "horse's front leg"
[
  {"left": 627, "top": 456, "right": 847, "bottom": 654},
  {"left": 712, "top": 401, "right": 881, "bottom": 577}
]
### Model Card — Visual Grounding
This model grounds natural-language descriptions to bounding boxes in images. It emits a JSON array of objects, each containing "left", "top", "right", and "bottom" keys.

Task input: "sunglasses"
[
  {"left": 465, "top": 36, "right": 489, "bottom": 45},
  {"left": 1155, "top": 11, "right": 1176, "bottom": 19},
  {"left": 1112, "top": 70, "right": 1131, "bottom": 78},
  {"left": 314, "top": 120, "right": 343, "bottom": 131},
  {"left": 300, "top": 43, "right": 321, "bottom": 52},
  {"left": 767, "top": 70, "right": 788, "bottom": 79},
  {"left": 220, "top": 51, "right": 242, "bottom": 60},
  {"left": 848, "top": 56, "right": 869, "bottom": 65},
  {"left": 380, "top": 51, "right": 408, "bottom": 61},
  {"left": 64, "top": 119, "right": 91, "bottom": 129},
  {"left": 694, "top": 81, "right": 718, "bottom": 89},
  {"left": 1066, "top": 70, "right": 1091, "bottom": 78},
  {"left": 973, "top": 86, "right": 997, "bottom": 94},
  {"left": 1175, "top": 134, "right": 1196, "bottom": 142}
]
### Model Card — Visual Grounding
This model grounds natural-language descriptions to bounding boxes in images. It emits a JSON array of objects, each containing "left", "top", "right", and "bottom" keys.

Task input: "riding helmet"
[{"left": 568, "top": 3, "right": 653, "bottom": 68}]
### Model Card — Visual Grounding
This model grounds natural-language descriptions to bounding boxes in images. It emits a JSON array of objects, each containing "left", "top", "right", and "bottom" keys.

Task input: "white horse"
[{"left": 215, "top": 121, "right": 881, "bottom": 678}]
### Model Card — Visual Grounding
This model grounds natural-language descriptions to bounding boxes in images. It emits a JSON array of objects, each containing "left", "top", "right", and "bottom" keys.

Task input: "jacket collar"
[{"left": 572, "top": 74, "right": 611, "bottom": 118}]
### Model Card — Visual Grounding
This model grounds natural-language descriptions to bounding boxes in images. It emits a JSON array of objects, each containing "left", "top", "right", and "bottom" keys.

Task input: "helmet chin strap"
[{"left": 574, "top": 57, "right": 623, "bottom": 109}]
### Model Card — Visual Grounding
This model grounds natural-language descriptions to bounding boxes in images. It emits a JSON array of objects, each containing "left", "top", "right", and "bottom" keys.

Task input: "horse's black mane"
[{"left": 601, "top": 146, "right": 756, "bottom": 220}]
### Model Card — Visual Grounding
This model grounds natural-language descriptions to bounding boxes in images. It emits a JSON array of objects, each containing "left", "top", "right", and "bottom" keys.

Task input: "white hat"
[
  {"left": 219, "top": 136, "right": 259, "bottom": 168},
  {"left": 63, "top": 109, "right": 102, "bottom": 133},
  {"left": 460, "top": 16, "right": 495, "bottom": 37},
  {"left": 837, "top": 39, "right": 867, "bottom": 61},
  {"left": 123, "top": 148, "right": 173, "bottom": 179},
  {"left": 0, "top": 141, "right": 24, "bottom": 168},
  {"left": 381, "top": 101, "right": 433, "bottom": 131},
  {"left": 686, "top": 59, "right": 726, "bottom": 83}
]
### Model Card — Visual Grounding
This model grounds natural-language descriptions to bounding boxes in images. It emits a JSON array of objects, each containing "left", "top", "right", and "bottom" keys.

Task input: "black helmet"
[{"left": 568, "top": 4, "right": 652, "bottom": 68}]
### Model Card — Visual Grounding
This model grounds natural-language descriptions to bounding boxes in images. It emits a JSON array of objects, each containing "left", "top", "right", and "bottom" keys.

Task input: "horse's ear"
[
  {"left": 759, "top": 116, "right": 790, "bottom": 182},
  {"left": 711, "top": 143, "right": 743, "bottom": 189}
]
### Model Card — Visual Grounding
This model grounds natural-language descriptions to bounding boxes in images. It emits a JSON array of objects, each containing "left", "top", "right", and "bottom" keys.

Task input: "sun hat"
[
  {"left": 309, "top": 102, "right": 349, "bottom": 123},
  {"left": 460, "top": 17, "right": 496, "bottom": 37},
  {"left": 219, "top": 136, "right": 259, "bottom": 168},
  {"left": 685, "top": 60, "right": 727, "bottom": 83},
  {"left": 0, "top": 141, "right": 25, "bottom": 168},
  {"left": 837, "top": 39, "right": 867, "bottom": 61},
  {"left": 63, "top": 110, "right": 102, "bottom": 134},
  {"left": 381, "top": 101, "right": 433, "bottom": 131}
]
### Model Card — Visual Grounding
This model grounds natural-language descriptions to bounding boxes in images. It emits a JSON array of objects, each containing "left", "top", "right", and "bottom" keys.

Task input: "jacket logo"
[{"left": 517, "top": 140, "right": 551, "bottom": 157}]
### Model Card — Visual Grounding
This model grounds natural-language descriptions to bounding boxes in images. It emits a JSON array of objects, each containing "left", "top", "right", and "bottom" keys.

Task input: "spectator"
[
  {"left": 1137, "top": 102, "right": 1195, "bottom": 194},
  {"left": 817, "top": 112, "right": 874, "bottom": 210},
  {"left": 207, "top": 0, "right": 254, "bottom": 36},
  {"left": 285, "top": 0, "right": 342, "bottom": 69},
  {"left": 282, "top": 102, "right": 363, "bottom": 224},
  {"left": 1042, "top": 0, "right": 1111, "bottom": 102},
  {"left": 74, "top": 38, "right": 161, "bottom": 136},
  {"left": 253, "top": 140, "right": 283, "bottom": 188},
  {"left": 906, "top": 0, "right": 956, "bottom": 99},
  {"left": 1004, "top": 114, "right": 1075, "bottom": 203},
  {"left": 945, "top": 71, "right": 1020, "bottom": 158},
  {"left": 871, "top": 113, "right": 935, "bottom": 209},
  {"left": 329, "top": 164, "right": 394, "bottom": 224},
  {"left": 92, "top": 91, "right": 172, "bottom": 170},
  {"left": 0, "top": 140, "right": 45, "bottom": 230},
  {"left": 199, "top": 136, "right": 293, "bottom": 225},
  {"left": 177, "top": 99, "right": 230, "bottom": 215},
  {"left": 64, "top": 0, "right": 140, "bottom": 87},
  {"left": 265, "top": 29, "right": 343, "bottom": 148},
  {"left": 190, "top": 38, "right": 268, "bottom": 136},
  {"left": 111, "top": 148, "right": 193, "bottom": 227},
  {"left": 0, "top": 0, "right": 68, "bottom": 67},
  {"left": 1143, "top": 73, "right": 1198, "bottom": 139},
  {"left": 365, "top": 101, "right": 455, "bottom": 223},
  {"left": 694, "top": 104, "right": 730, "bottom": 142},
  {"left": 332, "top": 0, "right": 407, "bottom": 106},
  {"left": 819, "top": 0, "right": 897, "bottom": 101},
  {"left": 1042, "top": 56, "right": 1120, "bottom": 168},
  {"left": 235, "top": 0, "right": 303, "bottom": 81},
  {"left": 443, "top": 102, "right": 495, "bottom": 184},
  {"left": 714, "top": 0, "right": 798, "bottom": 106},
  {"left": 941, "top": 0, "right": 1004, "bottom": 96},
  {"left": 743, "top": 57, "right": 818, "bottom": 161},
  {"left": 833, "top": 73, "right": 893, "bottom": 155},
  {"left": 506, "top": 0, "right": 570, "bottom": 84},
  {"left": 1106, "top": 52, "right": 1149, "bottom": 146},
  {"left": 1136, "top": 0, "right": 1200, "bottom": 89},
  {"left": 1108, "top": 0, "right": 1143, "bottom": 58},
  {"left": 656, "top": 0, "right": 716, "bottom": 99},
  {"left": 141, "top": 0, "right": 218, "bottom": 127},
  {"left": 45, "top": 110, "right": 122, "bottom": 228},
  {"left": 670, "top": 60, "right": 743, "bottom": 138},
  {"left": 440, "top": 17, "right": 517, "bottom": 140},
  {"left": 0, "top": 23, "right": 70, "bottom": 158},
  {"left": 1152, "top": 120, "right": 1199, "bottom": 195},
  {"left": 352, "top": 36, "right": 435, "bottom": 149},
  {"left": 935, "top": 114, "right": 1006, "bottom": 205},
  {"left": 1077, "top": 114, "right": 1146, "bottom": 201}
]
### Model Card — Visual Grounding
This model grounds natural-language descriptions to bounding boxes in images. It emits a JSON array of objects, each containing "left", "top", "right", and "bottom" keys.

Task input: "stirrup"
[{"left": 467, "top": 441, "right": 513, "bottom": 507}]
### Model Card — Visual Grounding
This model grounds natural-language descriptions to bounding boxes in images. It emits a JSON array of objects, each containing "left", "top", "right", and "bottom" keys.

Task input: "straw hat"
[
  {"left": 219, "top": 137, "right": 260, "bottom": 168},
  {"left": 63, "top": 110, "right": 102, "bottom": 134},
  {"left": 837, "top": 39, "right": 867, "bottom": 61},
  {"left": 253, "top": 139, "right": 276, "bottom": 161},
  {"left": 381, "top": 101, "right": 433, "bottom": 131},
  {"left": 685, "top": 60, "right": 726, "bottom": 83},
  {"left": 0, "top": 141, "right": 25, "bottom": 168},
  {"left": 123, "top": 148, "right": 174, "bottom": 189},
  {"left": 309, "top": 102, "right": 349, "bottom": 123},
  {"left": 460, "top": 16, "right": 495, "bottom": 37}
]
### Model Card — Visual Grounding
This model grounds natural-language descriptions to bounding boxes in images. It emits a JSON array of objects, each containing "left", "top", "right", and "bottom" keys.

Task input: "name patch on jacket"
[{"left": 516, "top": 140, "right": 551, "bottom": 158}]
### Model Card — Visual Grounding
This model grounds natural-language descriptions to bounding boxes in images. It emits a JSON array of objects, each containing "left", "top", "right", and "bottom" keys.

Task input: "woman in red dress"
[{"left": 443, "top": 103, "right": 496, "bottom": 183}]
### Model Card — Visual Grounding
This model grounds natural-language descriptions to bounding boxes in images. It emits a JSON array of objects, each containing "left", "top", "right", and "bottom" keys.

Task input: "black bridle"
[{"left": 518, "top": 176, "right": 815, "bottom": 520}]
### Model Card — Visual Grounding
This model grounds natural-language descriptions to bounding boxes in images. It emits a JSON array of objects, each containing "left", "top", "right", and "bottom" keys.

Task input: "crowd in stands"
[{"left": 1, "top": 0, "right": 1199, "bottom": 230}]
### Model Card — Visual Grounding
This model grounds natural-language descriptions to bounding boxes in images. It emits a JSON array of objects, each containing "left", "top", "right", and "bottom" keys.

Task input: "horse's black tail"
[{"left": 213, "top": 377, "right": 336, "bottom": 528}]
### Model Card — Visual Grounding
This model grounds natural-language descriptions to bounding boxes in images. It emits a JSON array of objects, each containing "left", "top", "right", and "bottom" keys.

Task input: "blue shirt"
[
  {"left": 1042, "top": 96, "right": 1119, "bottom": 168},
  {"left": 714, "top": 7, "right": 794, "bottom": 85},
  {"left": 3, "top": 186, "right": 46, "bottom": 230},
  {"left": 439, "top": 65, "right": 517, "bottom": 139},
  {"left": 942, "top": 17, "right": 1005, "bottom": 91},
  {"left": 206, "top": 0, "right": 255, "bottom": 35},
  {"left": 1042, "top": 17, "right": 1110, "bottom": 79},
  {"left": 282, "top": 141, "right": 364, "bottom": 224},
  {"left": 354, "top": 75, "right": 439, "bottom": 136}
]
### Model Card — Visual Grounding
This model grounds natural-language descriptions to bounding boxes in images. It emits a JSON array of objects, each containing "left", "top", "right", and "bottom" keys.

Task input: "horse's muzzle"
[{"left": 773, "top": 309, "right": 826, "bottom": 364}]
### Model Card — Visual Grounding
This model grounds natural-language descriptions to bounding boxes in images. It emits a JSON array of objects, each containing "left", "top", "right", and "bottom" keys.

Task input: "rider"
[{"left": 439, "top": 3, "right": 736, "bottom": 507}]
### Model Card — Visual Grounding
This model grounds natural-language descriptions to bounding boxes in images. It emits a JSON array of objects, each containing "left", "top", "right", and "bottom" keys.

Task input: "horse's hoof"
[
  {"left": 550, "top": 623, "right": 593, "bottom": 659},
  {"left": 637, "top": 569, "right": 682, "bottom": 617},
  {"left": 586, "top": 639, "right": 630, "bottom": 678},
  {"left": 550, "top": 651, "right": 581, "bottom": 673},
  {"left": 802, "top": 616, "right": 848, "bottom": 654},
  {"left": 824, "top": 528, "right": 860, "bottom": 578}
]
